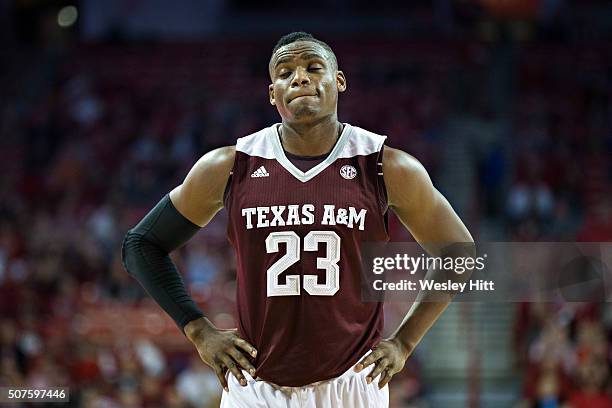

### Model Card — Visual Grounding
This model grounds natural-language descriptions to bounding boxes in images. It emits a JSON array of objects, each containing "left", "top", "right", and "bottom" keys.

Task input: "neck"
[{"left": 279, "top": 115, "right": 343, "bottom": 156}]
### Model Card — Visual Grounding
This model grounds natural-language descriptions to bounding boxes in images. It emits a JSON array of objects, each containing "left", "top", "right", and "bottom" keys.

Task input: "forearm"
[
  {"left": 390, "top": 242, "right": 475, "bottom": 351},
  {"left": 121, "top": 194, "right": 204, "bottom": 332},
  {"left": 389, "top": 298, "right": 449, "bottom": 353},
  {"left": 122, "top": 232, "right": 205, "bottom": 330}
]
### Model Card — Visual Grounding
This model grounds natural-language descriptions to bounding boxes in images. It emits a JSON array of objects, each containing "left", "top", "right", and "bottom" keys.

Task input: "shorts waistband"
[{"left": 252, "top": 350, "right": 373, "bottom": 395}]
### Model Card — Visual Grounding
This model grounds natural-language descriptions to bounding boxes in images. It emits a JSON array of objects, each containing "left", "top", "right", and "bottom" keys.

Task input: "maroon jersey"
[{"left": 225, "top": 123, "right": 389, "bottom": 386}]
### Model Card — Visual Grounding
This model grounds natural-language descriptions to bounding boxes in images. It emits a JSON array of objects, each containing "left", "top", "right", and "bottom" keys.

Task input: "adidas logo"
[{"left": 251, "top": 166, "right": 270, "bottom": 178}]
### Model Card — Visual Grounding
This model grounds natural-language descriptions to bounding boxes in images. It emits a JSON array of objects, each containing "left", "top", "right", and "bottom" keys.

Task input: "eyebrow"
[{"left": 274, "top": 52, "right": 326, "bottom": 69}]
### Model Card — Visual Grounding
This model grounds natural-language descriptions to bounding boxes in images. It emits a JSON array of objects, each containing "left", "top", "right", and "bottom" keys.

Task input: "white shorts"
[{"left": 220, "top": 354, "right": 389, "bottom": 408}]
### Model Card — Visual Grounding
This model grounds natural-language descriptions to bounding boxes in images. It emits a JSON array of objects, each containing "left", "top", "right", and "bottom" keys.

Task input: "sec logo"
[{"left": 340, "top": 165, "right": 357, "bottom": 180}]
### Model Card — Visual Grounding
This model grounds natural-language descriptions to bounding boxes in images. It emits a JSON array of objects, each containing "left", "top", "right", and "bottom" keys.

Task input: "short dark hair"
[{"left": 271, "top": 31, "right": 338, "bottom": 69}]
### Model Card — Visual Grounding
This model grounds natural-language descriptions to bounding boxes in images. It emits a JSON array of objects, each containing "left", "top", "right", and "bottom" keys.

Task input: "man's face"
[{"left": 269, "top": 41, "right": 346, "bottom": 124}]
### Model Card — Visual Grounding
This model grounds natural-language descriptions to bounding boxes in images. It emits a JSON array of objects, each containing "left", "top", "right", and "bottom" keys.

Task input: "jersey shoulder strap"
[
  {"left": 236, "top": 126, "right": 275, "bottom": 159},
  {"left": 337, "top": 125, "right": 386, "bottom": 158}
]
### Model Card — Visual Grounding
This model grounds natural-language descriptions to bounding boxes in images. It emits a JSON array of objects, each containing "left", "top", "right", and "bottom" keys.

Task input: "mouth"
[{"left": 288, "top": 92, "right": 318, "bottom": 103}]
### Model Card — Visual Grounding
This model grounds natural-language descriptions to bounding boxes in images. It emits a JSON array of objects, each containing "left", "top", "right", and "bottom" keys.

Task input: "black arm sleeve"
[{"left": 121, "top": 194, "right": 205, "bottom": 331}]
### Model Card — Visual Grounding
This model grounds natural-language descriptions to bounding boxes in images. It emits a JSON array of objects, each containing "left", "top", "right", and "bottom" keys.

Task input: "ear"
[
  {"left": 269, "top": 84, "right": 276, "bottom": 106},
  {"left": 336, "top": 71, "right": 347, "bottom": 93}
]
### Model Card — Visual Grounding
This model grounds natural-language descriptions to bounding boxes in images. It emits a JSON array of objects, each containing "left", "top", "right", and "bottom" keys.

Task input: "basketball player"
[{"left": 122, "top": 32, "right": 474, "bottom": 407}]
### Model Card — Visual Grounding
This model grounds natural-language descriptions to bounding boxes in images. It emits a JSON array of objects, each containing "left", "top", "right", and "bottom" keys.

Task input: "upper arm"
[
  {"left": 383, "top": 147, "right": 473, "bottom": 254},
  {"left": 169, "top": 146, "right": 236, "bottom": 227}
]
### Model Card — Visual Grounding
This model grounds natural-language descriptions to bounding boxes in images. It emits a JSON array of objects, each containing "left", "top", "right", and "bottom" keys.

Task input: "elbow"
[
  {"left": 121, "top": 229, "right": 169, "bottom": 277},
  {"left": 465, "top": 240, "right": 476, "bottom": 259},
  {"left": 440, "top": 241, "right": 477, "bottom": 284},
  {"left": 440, "top": 241, "right": 476, "bottom": 259},
  {"left": 121, "top": 229, "right": 142, "bottom": 276}
]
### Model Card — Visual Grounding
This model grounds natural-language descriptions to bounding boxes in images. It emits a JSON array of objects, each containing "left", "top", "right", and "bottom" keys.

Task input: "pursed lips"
[
  {"left": 289, "top": 95, "right": 317, "bottom": 103},
  {"left": 288, "top": 94, "right": 317, "bottom": 103}
]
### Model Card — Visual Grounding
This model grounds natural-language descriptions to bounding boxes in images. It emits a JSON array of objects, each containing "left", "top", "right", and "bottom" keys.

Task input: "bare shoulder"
[
  {"left": 383, "top": 146, "right": 428, "bottom": 173},
  {"left": 188, "top": 145, "right": 236, "bottom": 179},
  {"left": 382, "top": 147, "right": 433, "bottom": 197},
  {"left": 169, "top": 146, "right": 236, "bottom": 227}
]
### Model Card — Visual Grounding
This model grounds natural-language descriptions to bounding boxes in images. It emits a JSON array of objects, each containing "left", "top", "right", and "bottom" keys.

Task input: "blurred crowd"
[
  {"left": 515, "top": 303, "right": 612, "bottom": 408},
  {"left": 0, "top": 33, "right": 610, "bottom": 408},
  {"left": 503, "top": 45, "right": 612, "bottom": 243}
]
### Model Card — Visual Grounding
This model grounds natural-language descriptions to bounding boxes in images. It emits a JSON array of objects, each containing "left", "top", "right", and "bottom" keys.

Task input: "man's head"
[{"left": 268, "top": 32, "right": 346, "bottom": 124}]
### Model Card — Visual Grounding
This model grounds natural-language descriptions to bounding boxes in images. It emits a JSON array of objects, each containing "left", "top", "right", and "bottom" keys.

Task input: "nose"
[{"left": 291, "top": 66, "right": 310, "bottom": 87}]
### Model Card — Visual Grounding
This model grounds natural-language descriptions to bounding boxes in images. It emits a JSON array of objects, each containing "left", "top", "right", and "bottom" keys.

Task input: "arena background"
[{"left": 1, "top": 0, "right": 611, "bottom": 407}]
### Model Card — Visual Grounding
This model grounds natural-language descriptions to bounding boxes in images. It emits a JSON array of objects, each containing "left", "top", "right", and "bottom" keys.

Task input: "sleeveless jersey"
[{"left": 225, "top": 123, "right": 389, "bottom": 386}]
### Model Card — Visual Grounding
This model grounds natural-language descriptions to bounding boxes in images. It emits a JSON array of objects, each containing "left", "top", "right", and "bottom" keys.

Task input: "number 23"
[{"left": 266, "top": 231, "right": 341, "bottom": 297}]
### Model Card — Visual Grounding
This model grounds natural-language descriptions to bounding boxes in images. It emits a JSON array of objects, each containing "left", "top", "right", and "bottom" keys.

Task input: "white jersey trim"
[
  {"left": 270, "top": 123, "right": 353, "bottom": 183},
  {"left": 236, "top": 123, "right": 386, "bottom": 183},
  {"left": 236, "top": 128, "right": 275, "bottom": 159},
  {"left": 338, "top": 125, "right": 387, "bottom": 159}
]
